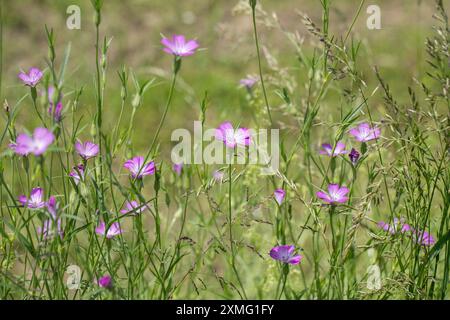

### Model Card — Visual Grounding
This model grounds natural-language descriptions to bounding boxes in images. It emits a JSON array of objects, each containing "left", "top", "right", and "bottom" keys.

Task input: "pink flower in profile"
[
  {"left": 316, "top": 184, "right": 349, "bottom": 204},
  {"left": 269, "top": 245, "right": 302, "bottom": 265},
  {"left": 274, "top": 189, "right": 286, "bottom": 205},
  {"left": 239, "top": 75, "right": 258, "bottom": 89},
  {"left": 95, "top": 221, "right": 122, "bottom": 239},
  {"left": 18, "top": 187, "right": 46, "bottom": 209},
  {"left": 173, "top": 163, "right": 183, "bottom": 175},
  {"left": 69, "top": 164, "right": 85, "bottom": 185},
  {"left": 75, "top": 141, "right": 99, "bottom": 160},
  {"left": 213, "top": 170, "right": 224, "bottom": 182},
  {"left": 161, "top": 35, "right": 199, "bottom": 57},
  {"left": 349, "top": 123, "right": 381, "bottom": 142},
  {"left": 9, "top": 128, "right": 55, "bottom": 156},
  {"left": 97, "top": 275, "right": 112, "bottom": 288},
  {"left": 378, "top": 218, "right": 411, "bottom": 235},
  {"left": 123, "top": 156, "right": 156, "bottom": 179},
  {"left": 18, "top": 67, "right": 43, "bottom": 87},
  {"left": 120, "top": 201, "right": 148, "bottom": 215},
  {"left": 413, "top": 230, "right": 435, "bottom": 247},
  {"left": 215, "top": 122, "right": 251, "bottom": 148},
  {"left": 319, "top": 141, "right": 348, "bottom": 157}
]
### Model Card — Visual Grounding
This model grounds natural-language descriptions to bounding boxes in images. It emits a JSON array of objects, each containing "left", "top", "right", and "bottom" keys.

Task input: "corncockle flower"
[
  {"left": 213, "top": 170, "right": 224, "bottom": 182},
  {"left": 269, "top": 245, "right": 302, "bottom": 265},
  {"left": 75, "top": 141, "right": 99, "bottom": 160},
  {"left": 18, "top": 67, "right": 43, "bottom": 87},
  {"left": 349, "top": 148, "right": 360, "bottom": 165},
  {"left": 97, "top": 275, "right": 112, "bottom": 288},
  {"left": 161, "top": 35, "right": 199, "bottom": 57},
  {"left": 120, "top": 201, "right": 148, "bottom": 215},
  {"left": 239, "top": 75, "right": 258, "bottom": 89},
  {"left": 69, "top": 164, "right": 85, "bottom": 185},
  {"left": 349, "top": 123, "right": 381, "bottom": 142},
  {"left": 173, "top": 163, "right": 183, "bottom": 175},
  {"left": 215, "top": 122, "right": 251, "bottom": 148},
  {"left": 319, "top": 141, "right": 348, "bottom": 157},
  {"left": 316, "top": 184, "right": 349, "bottom": 204},
  {"left": 9, "top": 127, "right": 55, "bottom": 156},
  {"left": 378, "top": 218, "right": 411, "bottom": 234},
  {"left": 47, "top": 196, "right": 58, "bottom": 218},
  {"left": 95, "top": 221, "right": 122, "bottom": 239},
  {"left": 413, "top": 230, "right": 435, "bottom": 246},
  {"left": 18, "top": 187, "right": 46, "bottom": 209},
  {"left": 274, "top": 189, "right": 286, "bottom": 205},
  {"left": 123, "top": 156, "right": 156, "bottom": 179}
]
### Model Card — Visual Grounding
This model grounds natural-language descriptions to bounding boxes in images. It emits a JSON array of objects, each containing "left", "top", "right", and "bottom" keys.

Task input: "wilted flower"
[
  {"left": 215, "top": 122, "right": 251, "bottom": 148},
  {"left": 69, "top": 164, "right": 85, "bottom": 185},
  {"left": 269, "top": 245, "right": 302, "bottom": 265},
  {"left": 173, "top": 163, "right": 183, "bottom": 175},
  {"left": 97, "top": 275, "right": 112, "bottom": 288},
  {"left": 120, "top": 201, "right": 147, "bottom": 215},
  {"left": 319, "top": 141, "right": 348, "bottom": 157},
  {"left": 18, "top": 187, "right": 46, "bottom": 209},
  {"left": 18, "top": 67, "right": 43, "bottom": 87},
  {"left": 75, "top": 141, "right": 99, "bottom": 160},
  {"left": 9, "top": 127, "right": 55, "bottom": 156},
  {"left": 123, "top": 156, "right": 156, "bottom": 179},
  {"left": 349, "top": 123, "right": 381, "bottom": 142},
  {"left": 239, "top": 75, "right": 258, "bottom": 89},
  {"left": 161, "top": 35, "right": 199, "bottom": 57},
  {"left": 274, "top": 189, "right": 286, "bottom": 205},
  {"left": 349, "top": 148, "right": 360, "bottom": 165},
  {"left": 47, "top": 195, "right": 58, "bottom": 218},
  {"left": 316, "top": 184, "right": 349, "bottom": 204},
  {"left": 95, "top": 221, "right": 122, "bottom": 239}
]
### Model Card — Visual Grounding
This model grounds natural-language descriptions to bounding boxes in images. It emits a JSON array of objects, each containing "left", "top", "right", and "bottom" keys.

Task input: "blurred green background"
[{"left": 0, "top": 0, "right": 437, "bottom": 152}]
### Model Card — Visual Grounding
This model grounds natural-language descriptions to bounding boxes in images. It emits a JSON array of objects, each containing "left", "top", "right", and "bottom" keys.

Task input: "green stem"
[
  {"left": 148, "top": 58, "right": 179, "bottom": 157},
  {"left": 250, "top": 4, "right": 273, "bottom": 126}
]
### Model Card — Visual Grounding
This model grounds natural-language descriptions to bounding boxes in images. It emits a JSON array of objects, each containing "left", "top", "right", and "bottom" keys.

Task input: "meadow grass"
[{"left": 0, "top": 0, "right": 449, "bottom": 299}]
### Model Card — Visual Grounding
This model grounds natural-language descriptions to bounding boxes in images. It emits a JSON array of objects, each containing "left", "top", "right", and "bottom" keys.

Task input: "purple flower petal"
[
  {"left": 124, "top": 156, "right": 155, "bottom": 179},
  {"left": 215, "top": 122, "right": 251, "bottom": 148},
  {"left": 173, "top": 163, "right": 183, "bottom": 175},
  {"left": 97, "top": 275, "right": 112, "bottom": 288},
  {"left": 161, "top": 35, "right": 199, "bottom": 57},
  {"left": 18, "top": 67, "right": 43, "bottom": 87},
  {"left": 274, "top": 189, "right": 286, "bottom": 205},
  {"left": 120, "top": 201, "right": 148, "bottom": 215}
]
